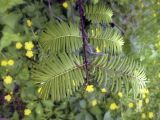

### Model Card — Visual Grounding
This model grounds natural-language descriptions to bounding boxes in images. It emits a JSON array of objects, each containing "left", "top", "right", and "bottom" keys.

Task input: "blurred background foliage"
[{"left": 0, "top": 0, "right": 159, "bottom": 119}]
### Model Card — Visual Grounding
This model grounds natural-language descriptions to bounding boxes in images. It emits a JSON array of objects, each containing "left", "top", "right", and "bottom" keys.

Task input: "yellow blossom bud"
[
  {"left": 141, "top": 113, "right": 146, "bottom": 119},
  {"left": 4, "top": 75, "right": 13, "bottom": 84},
  {"left": 4, "top": 94, "right": 12, "bottom": 102},
  {"left": 7, "top": 59, "right": 14, "bottom": 66},
  {"left": 62, "top": 2, "right": 68, "bottom": 9},
  {"left": 26, "top": 20, "right": 32, "bottom": 27},
  {"left": 109, "top": 103, "right": 118, "bottom": 110},
  {"left": 96, "top": 47, "right": 101, "bottom": 53},
  {"left": 140, "top": 88, "right": 149, "bottom": 94},
  {"left": 24, "top": 109, "right": 31, "bottom": 116},
  {"left": 26, "top": 51, "right": 34, "bottom": 58},
  {"left": 101, "top": 88, "right": 107, "bottom": 93},
  {"left": 24, "top": 41, "right": 34, "bottom": 50},
  {"left": 145, "top": 98, "right": 149, "bottom": 104},
  {"left": 128, "top": 102, "right": 134, "bottom": 108},
  {"left": 118, "top": 92, "right": 123, "bottom": 98},
  {"left": 148, "top": 112, "right": 154, "bottom": 119},
  {"left": 91, "top": 99, "right": 97, "bottom": 106},
  {"left": 153, "top": 13, "right": 157, "bottom": 17},
  {"left": 137, "top": 100, "right": 143, "bottom": 107},
  {"left": 16, "top": 42, "right": 23, "bottom": 49},
  {"left": 38, "top": 87, "right": 42, "bottom": 93},
  {"left": 142, "top": 94, "right": 146, "bottom": 99},
  {"left": 86, "top": 85, "right": 94, "bottom": 92},
  {"left": 1, "top": 60, "right": 8, "bottom": 66}
]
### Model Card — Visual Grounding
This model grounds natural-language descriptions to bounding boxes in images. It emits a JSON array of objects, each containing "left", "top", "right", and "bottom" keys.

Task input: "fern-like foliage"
[
  {"left": 32, "top": 4, "right": 147, "bottom": 101},
  {"left": 40, "top": 22, "right": 82, "bottom": 54},
  {"left": 40, "top": 23, "right": 123, "bottom": 55},
  {"left": 32, "top": 53, "right": 84, "bottom": 101},
  {"left": 85, "top": 5, "right": 113, "bottom": 23},
  {"left": 89, "top": 28, "right": 124, "bottom": 54},
  {"left": 91, "top": 55, "right": 147, "bottom": 98}
]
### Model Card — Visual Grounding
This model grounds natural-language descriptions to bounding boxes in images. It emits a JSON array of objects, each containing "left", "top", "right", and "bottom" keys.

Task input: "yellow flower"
[
  {"left": 128, "top": 102, "right": 134, "bottom": 108},
  {"left": 26, "top": 20, "right": 32, "bottom": 27},
  {"left": 141, "top": 113, "right": 146, "bottom": 119},
  {"left": 145, "top": 98, "right": 149, "bottom": 104},
  {"left": 62, "top": 2, "right": 68, "bottom": 9},
  {"left": 144, "top": 89, "right": 149, "bottom": 94},
  {"left": 24, "top": 109, "right": 31, "bottom": 116},
  {"left": 86, "top": 85, "right": 94, "bottom": 92},
  {"left": 7, "top": 59, "right": 14, "bottom": 66},
  {"left": 118, "top": 92, "right": 123, "bottom": 98},
  {"left": 142, "top": 94, "right": 146, "bottom": 99},
  {"left": 16, "top": 42, "right": 23, "bottom": 49},
  {"left": 153, "top": 13, "right": 157, "bottom": 17},
  {"left": 4, "top": 75, "right": 13, "bottom": 84},
  {"left": 140, "top": 88, "right": 149, "bottom": 94},
  {"left": 110, "top": 103, "right": 118, "bottom": 110},
  {"left": 38, "top": 87, "right": 42, "bottom": 93},
  {"left": 137, "top": 100, "right": 143, "bottom": 107},
  {"left": 101, "top": 88, "right": 107, "bottom": 93},
  {"left": 24, "top": 41, "right": 34, "bottom": 50},
  {"left": 91, "top": 99, "right": 97, "bottom": 106},
  {"left": 26, "top": 51, "right": 34, "bottom": 58},
  {"left": 148, "top": 112, "right": 154, "bottom": 119},
  {"left": 96, "top": 47, "right": 101, "bottom": 53},
  {"left": 4, "top": 94, "right": 12, "bottom": 102},
  {"left": 1, "top": 60, "right": 8, "bottom": 66}
]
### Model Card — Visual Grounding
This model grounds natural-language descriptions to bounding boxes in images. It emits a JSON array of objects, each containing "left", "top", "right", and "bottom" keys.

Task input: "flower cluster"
[
  {"left": 110, "top": 103, "right": 119, "bottom": 110},
  {"left": 24, "top": 108, "right": 32, "bottom": 116},
  {"left": 15, "top": 41, "right": 34, "bottom": 58},
  {"left": 4, "top": 94, "right": 12, "bottom": 102},
  {"left": 86, "top": 85, "right": 94, "bottom": 92},
  {"left": 1, "top": 59, "right": 14, "bottom": 67},
  {"left": 3, "top": 75, "right": 13, "bottom": 84},
  {"left": 25, "top": 41, "right": 34, "bottom": 58},
  {"left": 141, "top": 112, "right": 154, "bottom": 119}
]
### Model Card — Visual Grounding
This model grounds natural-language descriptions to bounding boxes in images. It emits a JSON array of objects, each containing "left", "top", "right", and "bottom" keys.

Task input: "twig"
[{"left": 77, "top": 0, "right": 90, "bottom": 85}]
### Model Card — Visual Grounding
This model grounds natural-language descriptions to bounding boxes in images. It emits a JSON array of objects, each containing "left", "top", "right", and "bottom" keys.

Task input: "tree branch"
[{"left": 77, "top": 0, "right": 90, "bottom": 85}]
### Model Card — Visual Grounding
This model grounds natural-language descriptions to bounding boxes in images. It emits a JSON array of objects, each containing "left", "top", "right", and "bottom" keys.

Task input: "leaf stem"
[{"left": 77, "top": 0, "right": 90, "bottom": 85}]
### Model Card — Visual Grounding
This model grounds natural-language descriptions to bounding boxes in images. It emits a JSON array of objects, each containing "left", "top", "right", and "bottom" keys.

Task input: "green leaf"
[
  {"left": 42, "top": 100, "right": 53, "bottom": 108},
  {"left": 79, "top": 100, "right": 87, "bottom": 109},
  {"left": 11, "top": 111, "right": 19, "bottom": 120},
  {"left": 0, "top": 13, "right": 22, "bottom": 29},
  {"left": 76, "top": 113, "right": 85, "bottom": 120},
  {"left": 89, "top": 28, "right": 124, "bottom": 54},
  {"left": 89, "top": 106, "right": 102, "bottom": 120},
  {"left": 85, "top": 112, "right": 94, "bottom": 120},
  {"left": 91, "top": 55, "right": 147, "bottom": 98},
  {"left": 18, "top": 67, "right": 29, "bottom": 80},
  {"left": 35, "top": 104, "right": 43, "bottom": 115},
  {"left": 32, "top": 53, "right": 84, "bottom": 101},
  {"left": 76, "top": 111, "right": 94, "bottom": 120},
  {"left": 103, "top": 112, "right": 113, "bottom": 120},
  {"left": 40, "top": 22, "right": 82, "bottom": 54},
  {"left": 0, "top": 0, "right": 24, "bottom": 13},
  {"left": 85, "top": 5, "right": 113, "bottom": 23},
  {"left": 0, "top": 30, "right": 21, "bottom": 51},
  {"left": 40, "top": 22, "right": 124, "bottom": 54}
]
